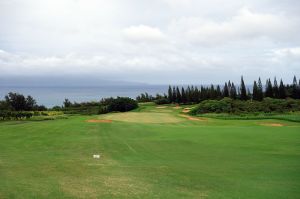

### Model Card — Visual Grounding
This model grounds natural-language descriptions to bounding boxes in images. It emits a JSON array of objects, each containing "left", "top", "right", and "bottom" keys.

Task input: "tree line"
[
  {"left": 58, "top": 97, "right": 138, "bottom": 115},
  {"left": 0, "top": 92, "right": 47, "bottom": 111},
  {"left": 136, "top": 76, "right": 300, "bottom": 104}
]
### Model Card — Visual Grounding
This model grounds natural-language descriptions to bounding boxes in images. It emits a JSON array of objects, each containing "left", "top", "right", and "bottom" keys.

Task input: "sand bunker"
[
  {"left": 182, "top": 108, "right": 191, "bottom": 113},
  {"left": 259, "top": 123, "right": 285, "bottom": 127},
  {"left": 86, "top": 119, "right": 112, "bottom": 123},
  {"left": 156, "top": 106, "right": 167, "bottom": 109},
  {"left": 179, "top": 114, "right": 207, "bottom": 121}
]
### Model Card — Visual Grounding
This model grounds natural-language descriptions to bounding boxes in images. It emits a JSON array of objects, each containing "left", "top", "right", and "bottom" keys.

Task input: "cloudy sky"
[{"left": 0, "top": 0, "right": 299, "bottom": 84}]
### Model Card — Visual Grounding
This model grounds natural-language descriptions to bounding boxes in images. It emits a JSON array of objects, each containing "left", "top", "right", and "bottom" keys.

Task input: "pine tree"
[
  {"left": 172, "top": 86, "right": 176, "bottom": 103},
  {"left": 228, "top": 81, "right": 232, "bottom": 89},
  {"left": 194, "top": 86, "right": 200, "bottom": 102},
  {"left": 190, "top": 86, "right": 195, "bottom": 102},
  {"left": 210, "top": 85, "right": 215, "bottom": 99},
  {"left": 240, "top": 76, "right": 247, "bottom": 100},
  {"left": 298, "top": 79, "right": 300, "bottom": 99},
  {"left": 181, "top": 87, "right": 187, "bottom": 104},
  {"left": 168, "top": 85, "right": 172, "bottom": 103},
  {"left": 247, "top": 88, "right": 251, "bottom": 99},
  {"left": 216, "top": 85, "right": 222, "bottom": 99},
  {"left": 257, "top": 78, "right": 263, "bottom": 101},
  {"left": 230, "top": 83, "right": 237, "bottom": 99},
  {"left": 223, "top": 82, "right": 229, "bottom": 97},
  {"left": 279, "top": 79, "right": 286, "bottom": 99},
  {"left": 265, "top": 79, "right": 273, "bottom": 98},
  {"left": 176, "top": 86, "right": 181, "bottom": 103},
  {"left": 200, "top": 86, "right": 206, "bottom": 101},
  {"left": 292, "top": 76, "right": 298, "bottom": 99},
  {"left": 273, "top": 77, "right": 279, "bottom": 98},
  {"left": 252, "top": 80, "right": 259, "bottom": 101},
  {"left": 186, "top": 86, "right": 191, "bottom": 103}
]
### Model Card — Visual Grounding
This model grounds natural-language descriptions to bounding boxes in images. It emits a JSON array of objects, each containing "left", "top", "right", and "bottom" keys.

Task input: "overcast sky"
[{"left": 0, "top": 0, "right": 299, "bottom": 85}]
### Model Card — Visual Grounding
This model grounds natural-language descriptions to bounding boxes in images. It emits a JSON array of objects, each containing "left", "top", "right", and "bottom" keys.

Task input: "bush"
[
  {"left": 0, "top": 111, "right": 34, "bottom": 120},
  {"left": 99, "top": 97, "right": 138, "bottom": 114},
  {"left": 190, "top": 98, "right": 300, "bottom": 115},
  {"left": 154, "top": 98, "right": 169, "bottom": 105}
]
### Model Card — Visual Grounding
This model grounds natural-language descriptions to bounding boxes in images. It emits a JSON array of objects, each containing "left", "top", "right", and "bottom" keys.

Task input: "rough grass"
[
  {"left": 0, "top": 104, "right": 299, "bottom": 198},
  {"left": 198, "top": 112, "right": 300, "bottom": 122}
]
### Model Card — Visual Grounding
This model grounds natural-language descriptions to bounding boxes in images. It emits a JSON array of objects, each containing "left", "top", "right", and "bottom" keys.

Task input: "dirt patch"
[
  {"left": 156, "top": 106, "right": 167, "bottom": 109},
  {"left": 182, "top": 108, "right": 191, "bottom": 113},
  {"left": 86, "top": 119, "right": 112, "bottom": 123},
  {"left": 187, "top": 117, "right": 207, "bottom": 121},
  {"left": 173, "top": 106, "right": 181, "bottom": 109},
  {"left": 259, "top": 123, "right": 285, "bottom": 127},
  {"left": 179, "top": 114, "right": 207, "bottom": 121}
]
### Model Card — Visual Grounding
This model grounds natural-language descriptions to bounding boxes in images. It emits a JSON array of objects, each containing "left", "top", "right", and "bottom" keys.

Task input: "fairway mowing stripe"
[{"left": 124, "top": 141, "right": 137, "bottom": 154}]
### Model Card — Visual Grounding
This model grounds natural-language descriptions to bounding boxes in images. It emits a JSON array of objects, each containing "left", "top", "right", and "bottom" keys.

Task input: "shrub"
[
  {"left": 191, "top": 98, "right": 300, "bottom": 115},
  {"left": 99, "top": 97, "right": 138, "bottom": 114},
  {"left": 154, "top": 98, "right": 169, "bottom": 105},
  {"left": 0, "top": 111, "right": 34, "bottom": 120}
]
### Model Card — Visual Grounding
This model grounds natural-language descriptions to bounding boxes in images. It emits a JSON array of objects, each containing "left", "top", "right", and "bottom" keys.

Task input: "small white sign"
[{"left": 93, "top": 154, "right": 100, "bottom": 159}]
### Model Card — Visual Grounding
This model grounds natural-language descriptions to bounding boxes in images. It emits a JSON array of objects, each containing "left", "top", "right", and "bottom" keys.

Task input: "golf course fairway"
[{"left": 0, "top": 104, "right": 299, "bottom": 198}]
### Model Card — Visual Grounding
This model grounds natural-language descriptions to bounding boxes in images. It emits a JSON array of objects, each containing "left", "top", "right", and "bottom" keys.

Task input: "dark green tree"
[
  {"left": 252, "top": 80, "right": 259, "bottom": 101},
  {"left": 223, "top": 82, "right": 229, "bottom": 97},
  {"left": 186, "top": 86, "right": 191, "bottom": 103},
  {"left": 216, "top": 85, "right": 222, "bottom": 99},
  {"left": 292, "top": 76, "right": 299, "bottom": 99},
  {"left": 265, "top": 79, "right": 273, "bottom": 98},
  {"left": 172, "top": 86, "right": 177, "bottom": 103},
  {"left": 181, "top": 87, "right": 187, "bottom": 104},
  {"left": 176, "top": 86, "right": 181, "bottom": 103},
  {"left": 257, "top": 78, "right": 263, "bottom": 101},
  {"left": 273, "top": 78, "right": 279, "bottom": 98},
  {"left": 25, "top": 95, "right": 37, "bottom": 111},
  {"left": 230, "top": 83, "right": 237, "bottom": 99},
  {"left": 278, "top": 79, "right": 286, "bottom": 99},
  {"left": 168, "top": 85, "right": 173, "bottom": 103},
  {"left": 5, "top": 92, "right": 27, "bottom": 111},
  {"left": 240, "top": 76, "right": 247, "bottom": 100},
  {"left": 63, "top": 98, "right": 72, "bottom": 108}
]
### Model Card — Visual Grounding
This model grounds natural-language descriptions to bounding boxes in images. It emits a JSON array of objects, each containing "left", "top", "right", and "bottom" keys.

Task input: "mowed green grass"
[{"left": 0, "top": 104, "right": 300, "bottom": 199}]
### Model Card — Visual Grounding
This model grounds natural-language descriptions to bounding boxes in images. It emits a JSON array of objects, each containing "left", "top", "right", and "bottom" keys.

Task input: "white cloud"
[
  {"left": 272, "top": 47, "right": 300, "bottom": 58},
  {"left": 168, "top": 7, "right": 299, "bottom": 45},
  {"left": 123, "top": 25, "right": 166, "bottom": 43},
  {"left": 269, "top": 47, "right": 300, "bottom": 69}
]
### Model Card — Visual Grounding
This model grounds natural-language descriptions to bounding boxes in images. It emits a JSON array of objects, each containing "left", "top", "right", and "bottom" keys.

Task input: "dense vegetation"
[
  {"left": 98, "top": 97, "right": 138, "bottom": 114},
  {"left": 0, "top": 92, "right": 138, "bottom": 118},
  {"left": 57, "top": 99, "right": 101, "bottom": 115},
  {"left": 136, "top": 76, "right": 300, "bottom": 104},
  {"left": 0, "top": 92, "right": 48, "bottom": 120},
  {"left": 0, "top": 92, "right": 47, "bottom": 111},
  {"left": 58, "top": 97, "right": 138, "bottom": 115},
  {"left": 190, "top": 98, "right": 300, "bottom": 115},
  {"left": 1, "top": 76, "right": 300, "bottom": 118}
]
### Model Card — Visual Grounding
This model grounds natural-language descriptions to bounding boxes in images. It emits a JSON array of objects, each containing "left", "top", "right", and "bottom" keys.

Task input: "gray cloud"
[{"left": 0, "top": 0, "right": 299, "bottom": 84}]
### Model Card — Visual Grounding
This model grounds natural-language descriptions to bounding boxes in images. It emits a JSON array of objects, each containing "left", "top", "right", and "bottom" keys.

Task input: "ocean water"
[{"left": 0, "top": 85, "right": 168, "bottom": 107}]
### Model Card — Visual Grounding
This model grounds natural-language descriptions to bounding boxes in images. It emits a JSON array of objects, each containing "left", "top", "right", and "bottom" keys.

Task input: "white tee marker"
[{"left": 93, "top": 154, "right": 100, "bottom": 159}]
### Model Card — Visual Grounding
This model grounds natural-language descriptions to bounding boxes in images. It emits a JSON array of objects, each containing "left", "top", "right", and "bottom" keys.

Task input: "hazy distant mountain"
[{"left": 0, "top": 76, "right": 147, "bottom": 87}]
